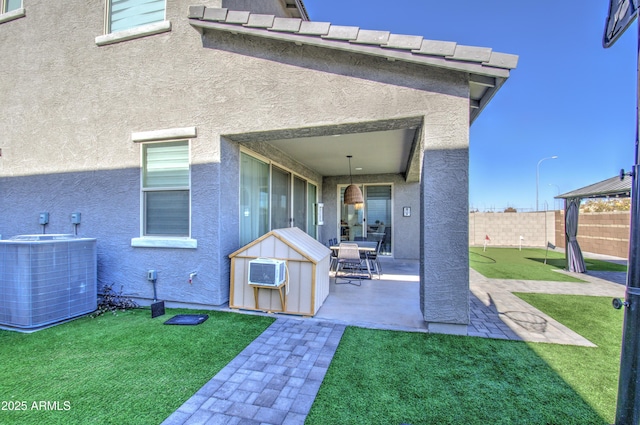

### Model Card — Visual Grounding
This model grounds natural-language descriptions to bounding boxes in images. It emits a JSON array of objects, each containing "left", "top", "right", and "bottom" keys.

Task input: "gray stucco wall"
[
  {"left": 0, "top": 0, "right": 472, "bottom": 325},
  {"left": 221, "top": 0, "right": 296, "bottom": 17}
]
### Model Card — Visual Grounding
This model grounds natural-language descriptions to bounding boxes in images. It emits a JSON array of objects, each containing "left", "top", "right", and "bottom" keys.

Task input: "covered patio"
[
  {"left": 223, "top": 255, "right": 625, "bottom": 345},
  {"left": 187, "top": 5, "right": 519, "bottom": 333}
]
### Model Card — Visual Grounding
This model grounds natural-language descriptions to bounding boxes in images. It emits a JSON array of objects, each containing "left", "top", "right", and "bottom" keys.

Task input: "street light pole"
[{"left": 536, "top": 156, "right": 558, "bottom": 211}]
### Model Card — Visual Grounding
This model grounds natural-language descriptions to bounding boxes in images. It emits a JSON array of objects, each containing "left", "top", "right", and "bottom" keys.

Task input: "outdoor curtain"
[{"left": 566, "top": 197, "right": 586, "bottom": 273}]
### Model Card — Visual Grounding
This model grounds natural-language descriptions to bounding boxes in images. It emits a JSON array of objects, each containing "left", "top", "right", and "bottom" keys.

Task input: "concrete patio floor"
[{"left": 314, "top": 253, "right": 627, "bottom": 346}]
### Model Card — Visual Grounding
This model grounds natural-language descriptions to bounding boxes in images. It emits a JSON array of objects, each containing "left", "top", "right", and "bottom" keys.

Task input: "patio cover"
[{"left": 556, "top": 175, "right": 631, "bottom": 272}]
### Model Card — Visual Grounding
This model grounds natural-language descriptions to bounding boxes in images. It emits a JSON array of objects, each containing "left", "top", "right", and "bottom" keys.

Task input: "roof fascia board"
[
  {"left": 189, "top": 18, "right": 511, "bottom": 79},
  {"left": 470, "top": 77, "right": 506, "bottom": 124}
]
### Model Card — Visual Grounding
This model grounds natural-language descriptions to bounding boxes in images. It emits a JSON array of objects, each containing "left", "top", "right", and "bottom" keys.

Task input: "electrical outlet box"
[
  {"left": 39, "top": 212, "right": 49, "bottom": 225},
  {"left": 147, "top": 270, "right": 157, "bottom": 281},
  {"left": 71, "top": 212, "right": 81, "bottom": 224}
]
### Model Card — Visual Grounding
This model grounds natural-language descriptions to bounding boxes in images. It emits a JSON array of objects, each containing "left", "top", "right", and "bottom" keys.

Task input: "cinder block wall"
[
  {"left": 469, "top": 210, "right": 630, "bottom": 258},
  {"left": 469, "top": 212, "right": 556, "bottom": 248},
  {"left": 554, "top": 210, "right": 630, "bottom": 258}
]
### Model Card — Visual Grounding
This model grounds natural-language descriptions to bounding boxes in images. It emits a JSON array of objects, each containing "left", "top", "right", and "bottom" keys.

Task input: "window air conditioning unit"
[{"left": 248, "top": 258, "right": 286, "bottom": 286}]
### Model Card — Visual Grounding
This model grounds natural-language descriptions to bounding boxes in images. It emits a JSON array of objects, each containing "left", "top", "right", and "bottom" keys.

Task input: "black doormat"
[{"left": 163, "top": 314, "right": 209, "bottom": 326}]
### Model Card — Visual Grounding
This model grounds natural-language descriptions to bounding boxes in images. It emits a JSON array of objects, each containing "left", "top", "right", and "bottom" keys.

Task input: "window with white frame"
[
  {"left": 142, "top": 140, "right": 190, "bottom": 237},
  {"left": 2, "top": 0, "right": 21, "bottom": 13},
  {"left": 108, "top": 0, "right": 166, "bottom": 33}
]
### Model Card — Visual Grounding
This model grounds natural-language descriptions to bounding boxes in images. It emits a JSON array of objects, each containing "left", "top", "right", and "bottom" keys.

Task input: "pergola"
[{"left": 555, "top": 175, "right": 631, "bottom": 272}]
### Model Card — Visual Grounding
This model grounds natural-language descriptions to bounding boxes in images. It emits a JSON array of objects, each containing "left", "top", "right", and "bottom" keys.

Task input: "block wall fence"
[{"left": 469, "top": 210, "right": 630, "bottom": 258}]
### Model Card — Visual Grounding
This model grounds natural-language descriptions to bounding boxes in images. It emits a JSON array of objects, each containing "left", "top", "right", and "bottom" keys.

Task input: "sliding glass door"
[
  {"left": 240, "top": 151, "right": 318, "bottom": 246},
  {"left": 364, "top": 185, "right": 392, "bottom": 254},
  {"left": 339, "top": 184, "right": 392, "bottom": 255},
  {"left": 271, "top": 166, "right": 291, "bottom": 230},
  {"left": 240, "top": 153, "right": 270, "bottom": 246},
  {"left": 293, "top": 176, "right": 307, "bottom": 232}
]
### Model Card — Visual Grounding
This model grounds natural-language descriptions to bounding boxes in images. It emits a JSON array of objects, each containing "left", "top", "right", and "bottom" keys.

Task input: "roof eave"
[{"left": 188, "top": 18, "right": 513, "bottom": 80}]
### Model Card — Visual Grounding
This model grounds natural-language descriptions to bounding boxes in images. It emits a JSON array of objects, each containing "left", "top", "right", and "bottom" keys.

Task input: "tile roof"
[
  {"left": 187, "top": 5, "right": 519, "bottom": 123},
  {"left": 188, "top": 6, "right": 518, "bottom": 75}
]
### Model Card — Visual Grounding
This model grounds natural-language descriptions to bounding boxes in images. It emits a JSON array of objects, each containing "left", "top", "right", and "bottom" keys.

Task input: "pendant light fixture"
[{"left": 344, "top": 155, "right": 364, "bottom": 209}]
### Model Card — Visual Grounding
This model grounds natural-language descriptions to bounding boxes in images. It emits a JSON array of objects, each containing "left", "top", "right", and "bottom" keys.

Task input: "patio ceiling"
[
  {"left": 267, "top": 128, "right": 417, "bottom": 176},
  {"left": 229, "top": 116, "right": 423, "bottom": 181}
]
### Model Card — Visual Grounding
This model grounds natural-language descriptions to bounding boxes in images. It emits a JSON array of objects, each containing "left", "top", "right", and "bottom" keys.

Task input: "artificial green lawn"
[
  {"left": 307, "top": 294, "right": 624, "bottom": 425},
  {"left": 469, "top": 247, "right": 627, "bottom": 281},
  {"left": 515, "top": 293, "right": 623, "bottom": 422},
  {"left": 0, "top": 257, "right": 627, "bottom": 425},
  {"left": 0, "top": 308, "right": 274, "bottom": 425}
]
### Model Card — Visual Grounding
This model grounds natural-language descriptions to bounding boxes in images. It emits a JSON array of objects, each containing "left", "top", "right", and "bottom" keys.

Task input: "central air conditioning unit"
[{"left": 248, "top": 258, "right": 286, "bottom": 286}]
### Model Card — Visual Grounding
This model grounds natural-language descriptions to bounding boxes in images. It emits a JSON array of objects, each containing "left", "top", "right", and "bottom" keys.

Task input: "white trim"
[
  {"left": 0, "top": 7, "right": 25, "bottom": 24},
  {"left": 95, "top": 20, "right": 171, "bottom": 46},
  {"left": 131, "top": 237, "right": 197, "bottom": 249},
  {"left": 132, "top": 126, "right": 197, "bottom": 142}
]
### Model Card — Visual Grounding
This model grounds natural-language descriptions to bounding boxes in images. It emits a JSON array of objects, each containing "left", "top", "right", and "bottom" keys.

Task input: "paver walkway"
[
  {"left": 162, "top": 319, "right": 345, "bottom": 425},
  {"left": 469, "top": 268, "right": 626, "bottom": 345}
]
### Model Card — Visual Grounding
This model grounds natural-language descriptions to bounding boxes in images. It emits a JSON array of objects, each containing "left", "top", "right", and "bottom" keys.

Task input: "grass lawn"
[
  {"left": 469, "top": 247, "right": 626, "bottom": 281},
  {"left": 307, "top": 294, "right": 623, "bottom": 425},
  {"left": 514, "top": 293, "right": 623, "bottom": 422},
  {"left": 0, "top": 308, "right": 274, "bottom": 425}
]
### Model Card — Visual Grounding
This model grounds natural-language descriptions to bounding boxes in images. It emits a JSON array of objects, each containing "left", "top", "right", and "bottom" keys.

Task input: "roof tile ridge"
[
  {"left": 244, "top": 13, "right": 276, "bottom": 29},
  {"left": 269, "top": 16, "right": 303, "bottom": 33},
  {"left": 322, "top": 24, "right": 360, "bottom": 41}
]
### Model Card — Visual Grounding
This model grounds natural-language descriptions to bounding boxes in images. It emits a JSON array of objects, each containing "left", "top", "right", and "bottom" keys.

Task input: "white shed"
[{"left": 229, "top": 227, "right": 331, "bottom": 316}]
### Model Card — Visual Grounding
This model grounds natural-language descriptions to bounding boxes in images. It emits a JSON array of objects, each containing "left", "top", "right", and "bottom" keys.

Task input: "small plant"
[{"left": 92, "top": 284, "right": 139, "bottom": 317}]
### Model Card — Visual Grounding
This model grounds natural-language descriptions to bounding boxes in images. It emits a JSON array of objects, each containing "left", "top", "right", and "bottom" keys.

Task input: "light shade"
[{"left": 344, "top": 184, "right": 364, "bottom": 206}]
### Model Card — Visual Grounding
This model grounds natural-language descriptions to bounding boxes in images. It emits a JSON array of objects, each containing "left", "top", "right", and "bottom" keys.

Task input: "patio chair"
[
  {"left": 335, "top": 243, "right": 367, "bottom": 285},
  {"left": 367, "top": 239, "right": 383, "bottom": 279},
  {"left": 328, "top": 238, "right": 339, "bottom": 271},
  {"left": 355, "top": 241, "right": 380, "bottom": 279}
]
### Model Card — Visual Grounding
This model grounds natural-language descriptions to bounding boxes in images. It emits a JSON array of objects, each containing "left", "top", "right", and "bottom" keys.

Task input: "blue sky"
[{"left": 303, "top": 0, "right": 638, "bottom": 211}]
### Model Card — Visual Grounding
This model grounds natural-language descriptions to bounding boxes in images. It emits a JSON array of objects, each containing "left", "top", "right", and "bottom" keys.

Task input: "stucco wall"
[
  {"left": 221, "top": 0, "right": 294, "bottom": 16},
  {"left": 0, "top": 0, "right": 471, "bottom": 315},
  {"left": 421, "top": 147, "right": 469, "bottom": 332}
]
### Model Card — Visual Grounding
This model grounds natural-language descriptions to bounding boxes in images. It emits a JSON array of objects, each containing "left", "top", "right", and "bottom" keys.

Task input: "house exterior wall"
[
  {"left": 0, "top": 0, "right": 472, "bottom": 326},
  {"left": 221, "top": 0, "right": 295, "bottom": 16},
  {"left": 421, "top": 146, "right": 469, "bottom": 333}
]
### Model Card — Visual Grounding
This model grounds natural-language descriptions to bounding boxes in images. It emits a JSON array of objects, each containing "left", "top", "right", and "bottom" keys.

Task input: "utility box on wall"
[
  {"left": 229, "top": 228, "right": 331, "bottom": 316},
  {"left": 0, "top": 234, "right": 97, "bottom": 331}
]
